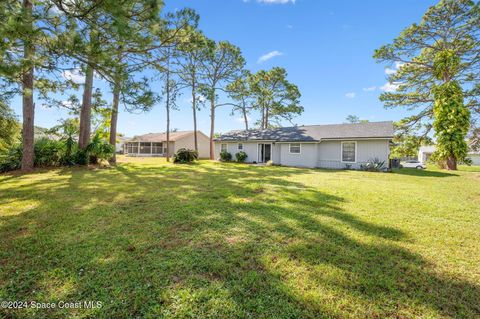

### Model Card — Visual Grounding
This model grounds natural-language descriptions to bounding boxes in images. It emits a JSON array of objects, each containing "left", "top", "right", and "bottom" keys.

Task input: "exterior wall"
[
  {"left": 467, "top": 154, "right": 480, "bottom": 166},
  {"left": 214, "top": 141, "right": 259, "bottom": 162},
  {"left": 278, "top": 143, "right": 318, "bottom": 168},
  {"left": 317, "top": 139, "right": 390, "bottom": 169},
  {"left": 215, "top": 139, "right": 391, "bottom": 169},
  {"left": 174, "top": 132, "right": 210, "bottom": 158}
]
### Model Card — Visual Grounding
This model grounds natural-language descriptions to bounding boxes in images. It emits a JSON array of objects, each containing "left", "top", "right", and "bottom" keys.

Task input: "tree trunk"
[
  {"left": 209, "top": 98, "right": 215, "bottom": 160},
  {"left": 78, "top": 63, "right": 94, "bottom": 150},
  {"left": 21, "top": 0, "right": 35, "bottom": 172},
  {"left": 108, "top": 78, "right": 120, "bottom": 165},
  {"left": 265, "top": 106, "right": 269, "bottom": 129},
  {"left": 261, "top": 105, "right": 265, "bottom": 130},
  {"left": 165, "top": 63, "right": 171, "bottom": 162},
  {"left": 192, "top": 82, "right": 198, "bottom": 151},
  {"left": 242, "top": 104, "right": 249, "bottom": 131},
  {"left": 446, "top": 154, "right": 457, "bottom": 170}
]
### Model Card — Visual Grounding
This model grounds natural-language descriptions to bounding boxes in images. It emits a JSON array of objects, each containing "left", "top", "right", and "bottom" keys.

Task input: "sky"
[{"left": 10, "top": 0, "right": 439, "bottom": 137}]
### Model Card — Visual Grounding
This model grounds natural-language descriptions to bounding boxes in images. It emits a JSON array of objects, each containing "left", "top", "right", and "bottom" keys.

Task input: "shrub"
[
  {"left": 235, "top": 151, "right": 248, "bottom": 162},
  {"left": 219, "top": 151, "right": 232, "bottom": 162},
  {"left": 34, "top": 138, "right": 64, "bottom": 167},
  {"left": 173, "top": 148, "right": 198, "bottom": 163},
  {"left": 86, "top": 134, "right": 115, "bottom": 164},
  {"left": 0, "top": 144, "right": 22, "bottom": 172},
  {"left": 361, "top": 158, "right": 386, "bottom": 172}
]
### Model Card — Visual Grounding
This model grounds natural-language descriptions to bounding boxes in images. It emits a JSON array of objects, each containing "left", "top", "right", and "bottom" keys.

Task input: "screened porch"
[{"left": 124, "top": 142, "right": 167, "bottom": 156}]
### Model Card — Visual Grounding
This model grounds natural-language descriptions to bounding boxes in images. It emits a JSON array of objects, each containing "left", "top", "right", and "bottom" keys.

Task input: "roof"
[
  {"left": 128, "top": 131, "right": 195, "bottom": 143},
  {"left": 418, "top": 145, "right": 436, "bottom": 153},
  {"left": 215, "top": 121, "right": 394, "bottom": 142}
]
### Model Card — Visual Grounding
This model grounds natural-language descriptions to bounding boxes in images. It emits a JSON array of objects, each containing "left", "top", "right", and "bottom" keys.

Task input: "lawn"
[{"left": 0, "top": 157, "right": 479, "bottom": 318}]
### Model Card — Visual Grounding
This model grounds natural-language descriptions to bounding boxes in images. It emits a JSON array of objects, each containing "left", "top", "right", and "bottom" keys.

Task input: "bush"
[
  {"left": 86, "top": 134, "right": 115, "bottom": 164},
  {"left": 173, "top": 148, "right": 198, "bottom": 163},
  {"left": 361, "top": 158, "right": 386, "bottom": 172},
  {"left": 235, "top": 151, "right": 248, "bottom": 162},
  {"left": 34, "top": 138, "right": 64, "bottom": 167},
  {"left": 0, "top": 144, "right": 22, "bottom": 172},
  {"left": 219, "top": 151, "right": 232, "bottom": 162}
]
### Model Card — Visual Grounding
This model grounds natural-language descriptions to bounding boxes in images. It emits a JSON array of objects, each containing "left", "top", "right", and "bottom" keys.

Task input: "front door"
[{"left": 258, "top": 144, "right": 272, "bottom": 163}]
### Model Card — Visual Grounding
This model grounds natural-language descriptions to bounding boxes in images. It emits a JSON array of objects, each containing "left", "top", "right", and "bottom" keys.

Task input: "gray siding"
[
  {"left": 214, "top": 141, "right": 258, "bottom": 163},
  {"left": 318, "top": 139, "right": 390, "bottom": 169},
  {"left": 278, "top": 143, "right": 318, "bottom": 168},
  {"left": 174, "top": 133, "right": 210, "bottom": 158},
  {"left": 215, "top": 139, "right": 391, "bottom": 169}
]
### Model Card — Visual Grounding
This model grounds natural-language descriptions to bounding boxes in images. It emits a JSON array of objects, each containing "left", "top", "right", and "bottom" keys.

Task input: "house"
[
  {"left": 116, "top": 136, "right": 131, "bottom": 153},
  {"left": 418, "top": 145, "right": 436, "bottom": 163},
  {"left": 124, "top": 131, "right": 210, "bottom": 158},
  {"left": 214, "top": 121, "right": 394, "bottom": 169},
  {"left": 418, "top": 145, "right": 480, "bottom": 165}
]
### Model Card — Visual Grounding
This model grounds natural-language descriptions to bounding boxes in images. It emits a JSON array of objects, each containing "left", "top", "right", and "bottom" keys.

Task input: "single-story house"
[
  {"left": 124, "top": 131, "right": 210, "bottom": 158},
  {"left": 214, "top": 121, "right": 394, "bottom": 169},
  {"left": 418, "top": 145, "right": 480, "bottom": 165},
  {"left": 116, "top": 136, "right": 131, "bottom": 153},
  {"left": 418, "top": 145, "right": 436, "bottom": 163}
]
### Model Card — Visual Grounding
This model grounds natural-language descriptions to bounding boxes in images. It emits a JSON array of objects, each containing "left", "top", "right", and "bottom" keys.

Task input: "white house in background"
[
  {"left": 124, "top": 131, "right": 210, "bottom": 158},
  {"left": 116, "top": 136, "right": 130, "bottom": 153},
  {"left": 418, "top": 145, "right": 436, "bottom": 163},
  {"left": 214, "top": 121, "right": 394, "bottom": 169},
  {"left": 418, "top": 145, "right": 480, "bottom": 165}
]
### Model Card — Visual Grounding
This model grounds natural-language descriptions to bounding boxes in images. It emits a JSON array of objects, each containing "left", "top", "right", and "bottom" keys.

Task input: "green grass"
[{"left": 1, "top": 156, "right": 479, "bottom": 318}]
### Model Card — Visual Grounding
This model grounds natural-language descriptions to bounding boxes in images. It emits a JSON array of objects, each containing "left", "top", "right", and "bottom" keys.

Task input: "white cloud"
[
  {"left": 257, "top": 0, "right": 295, "bottom": 4},
  {"left": 380, "top": 82, "right": 400, "bottom": 92},
  {"left": 61, "top": 100, "right": 74, "bottom": 108},
  {"left": 385, "top": 68, "right": 396, "bottom": 75},
  {"left": 63, "top": 68, "right": 84, "bottom": 84},
  {"left": 286, "top": 24, "right": 293, "bottom": 29},
  {"left": 385, "top": 62, "right": 405, "bottom": 75},
  {"left": 345, "top": 92, "right": 356, "bottom": 98},
  {"left": 258, "top": 50, "right": 283, "bottom": 63},
  {"left": 363, "top": 86, "right": 376, "bottom": 92}
]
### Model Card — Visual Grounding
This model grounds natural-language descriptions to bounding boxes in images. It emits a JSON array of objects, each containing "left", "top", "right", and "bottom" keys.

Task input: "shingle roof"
[
  {"left": 128, "top": 131, "right": 195, "bottom": 142},
  {"left": 215, "top": 121, "right": 394, "bottom": 142}
]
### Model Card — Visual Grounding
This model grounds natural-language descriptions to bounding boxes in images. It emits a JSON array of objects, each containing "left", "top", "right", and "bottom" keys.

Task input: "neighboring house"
[
  {"left": 124, "top": 131, "right": 210, "bottom": 158},
  {"left": 214, "top": 121, "right": 394, "bottom": 169},
  {"left": 418, "top": 145, "right": 436, "bottom": 163},
  {"left": 116, "top": 136, "right": 130, "bottom": 153},
  {"left": 418, "top": 145, "right": 480, "bottom": 165}
]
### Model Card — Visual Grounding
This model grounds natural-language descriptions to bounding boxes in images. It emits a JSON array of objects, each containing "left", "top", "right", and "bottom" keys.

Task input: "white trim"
[
  {"left": 220, "top": 143, "right": 228, "bottom": 152},
  {"left": 341, "top": 141, "right": 357, "bottom": 163},
  {"left": 289, "top": 143, "right": 301, "bottom": 154}
]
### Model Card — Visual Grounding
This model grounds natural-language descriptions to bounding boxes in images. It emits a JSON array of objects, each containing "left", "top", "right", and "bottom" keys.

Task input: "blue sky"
[{"left": 11, "top": 0, "right": 437, "bottom": 137}]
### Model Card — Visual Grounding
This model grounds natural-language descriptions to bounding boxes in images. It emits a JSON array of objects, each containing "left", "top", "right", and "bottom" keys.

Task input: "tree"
[
  {"left": 176, "top": 30, "right": 206, "bottom": 151},
  {"left": 373, "top": 0, "right": 480, "bottom": 138},
  {"left": 0, "top": 101, "right": 19, "bottom": 152},
  {"left": 104, "top": 1, "right": 165, "bottom": 164},
  {"left": 0, "top": 0, "right": 78, "bottom": 171},
  {"left": 431, "top": 51, "right": 470, "bottom": 169},
  {"left": 345, "top": 115, "right": 369, "bottom": 124},
  {"left": 200, "top": 41, "right": 245, "bottom": 159},
  {"left": 226, "top": 70, "right": 254, "bottom": 131},
  {"left": 250, "top": 67, "right": 303, "bottom": 129},
  {"left": 390, "top": 133, "right": 433, "bottom": 159}
]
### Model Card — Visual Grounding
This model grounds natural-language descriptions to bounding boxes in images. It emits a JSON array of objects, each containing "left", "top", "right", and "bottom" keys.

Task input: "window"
[
  {"left": 152, "top": 142, "right": 163, "bottom": 154},
  {"left": 289, "top": 143, "right": 301, "bottom": 154},
  {"left": 341, "top": 141, "right": 356, "bottom": 162},
  {"left": 221, "top": 144, "right": 227, "bottom": 152},
  {"left": 140, "top": 142, "right": 151, "bottom": 154},
  {"left": 238, "top": 143, "right": 243, "bottom": 150}
]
